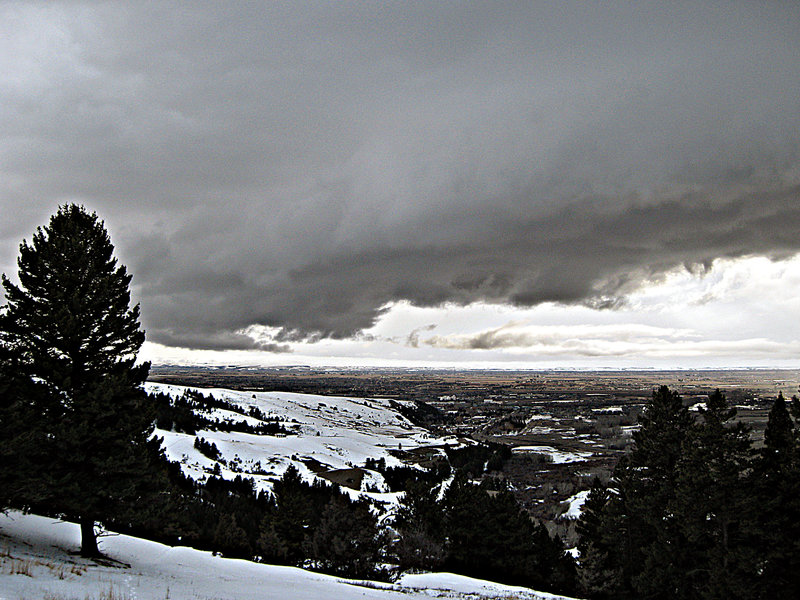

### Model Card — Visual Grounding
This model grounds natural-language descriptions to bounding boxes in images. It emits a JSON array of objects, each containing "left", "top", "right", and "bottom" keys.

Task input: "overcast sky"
[{"left": 2, "top": 1, "right": 800, "bottom": 368}]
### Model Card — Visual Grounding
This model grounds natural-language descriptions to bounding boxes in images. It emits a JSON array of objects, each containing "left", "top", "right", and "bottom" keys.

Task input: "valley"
[{"left": 149, "top": 367, "right": 800, "bottom": 543}]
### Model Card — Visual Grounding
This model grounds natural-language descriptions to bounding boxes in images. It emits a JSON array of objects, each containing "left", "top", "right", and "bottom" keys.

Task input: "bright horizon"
[{"left": 140, "top": 255, "right": 800, "bottom": 371}]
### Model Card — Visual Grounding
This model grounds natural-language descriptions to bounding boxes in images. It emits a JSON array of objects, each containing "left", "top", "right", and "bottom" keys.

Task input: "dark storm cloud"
[
  {"left": 2, "top": 1, "right": 799, "bottom": 349},
  {"left": 151, "top": 329, "right": 291, "bottom": 353}
]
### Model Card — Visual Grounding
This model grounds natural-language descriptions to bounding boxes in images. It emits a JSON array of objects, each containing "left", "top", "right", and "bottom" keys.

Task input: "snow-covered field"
[
  {"left": 0, "top": 512, "right": 577, "bottom": 600},
  {"left": 510, "top": 445, "right": 593, "bottom": 464},
  {"left": 146, "top": 382, "right": 456, "bottom": 501}
]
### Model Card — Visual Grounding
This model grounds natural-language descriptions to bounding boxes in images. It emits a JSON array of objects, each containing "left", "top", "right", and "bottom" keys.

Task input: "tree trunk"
[{"left": 80, "top": 515, "right": 100, "bottom": 557}]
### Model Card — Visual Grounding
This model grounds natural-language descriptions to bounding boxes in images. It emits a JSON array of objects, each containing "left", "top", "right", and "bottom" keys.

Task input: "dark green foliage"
[
  {"left": 151, "top": 391, "right": 205, "bottom": 434},
  {"left": 213, "top": 514, "right": 252, "bottom": 558},
  {"left": 258, "top": 466, "right": 391, "bottom": 578},
  {"left": 576, "top": 387, "right": 800, "bottom": 600},
  {"left": 673, "top": 390, "right": 757, "bottom": 599},
  {"left": 791, "top": 394, "right": 800, "bottom": 421},
  {"left": 364, "top": 457, "right": 387, "bottom": 472},
  {"left": 441, "top": 474, "right": 575, "bottom": 594},
  {"left": 387, "top": 399, "right": 444, "bottom": 427},
  {"left": 575, "top": 478, "right": 623, "bottom": 598},
  {"left": 576, "top": 540, "right": 620, "bottom": 599},
  {"left": 153, "top": 388, "right": 294, "bottom": 436},
  {"left": 258, "top": 465, "right": 316, "bottom": 564},
  {"left": 394, "top": 473, "right": 575, "bottom": 595},
  {"left": 1, "top": 205, "right": 147, "bottom": 392},
  {"left": 194, "top": 437, "right": 222, "bottom": 461},
  {"left": 258, "top": 465, "right": 342, "bottom": 566},
  {"left": 751, "top": 393, "right": 800, "bottom": 598},
  {"left": 393, "top": 479, "right": 447, "bottom": 571},
  {"left": 0, "top": 348, "right": 53, "bottom": 511},
  {"left": 151, "top": 386, "right": 290, "bottom": 436},
  {"left": 628, "top": 386, "right": 693, "bottom": 509},
  {"left": 307, "top": 495, "right": 386, "bottom": 579},
  {"left": 365, "top": 456, "right": 450, "bottom": 492},
  {"left": 762, "top": 392, "right": 794, "bottom": 469},
  {"left": 485, "top": 450, "right": 507, "bottom": 472},
  {"left": 575, "top": 386, "right": 694, "bottom": 598},
  {"left": 575, "top": 478, "right": 610, "bottom": 557},
  {"left": 0, "top": 205, "right": 153, "bottom": 557},
  {"left": 445, "top": 442, "right": 511, "bottom": 477},
  {"left": 137, "top": 471, "right": 273, "bottom": 557},
  {"left": 118, "top": 460, "right": 388, "bottom": 573},
  {"left": 611, "top": 385, "right": 693, "bottom": 598}
]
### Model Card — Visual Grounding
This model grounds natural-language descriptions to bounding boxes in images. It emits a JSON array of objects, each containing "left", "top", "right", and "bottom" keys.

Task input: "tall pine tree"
[
  {"left": 674, "top": 389, "right": 757, "bottom": 599},
  {"left": 575, "top": 478, "right": 623, "bottom": 598},
  {"left": 591, "top": 385, "right": 693, "bottom": 599},
  {"left": 0, "top": 204, "right": 155, "bottom": 557},
  {"left": 306, "top": 495, "right": 386, "bottom": 579},
  {"left": 393, "top": 478, "right": 447, "bottom": 571},
  {"left": 752, "top": 393, "right": 800, "bottom": 597}
]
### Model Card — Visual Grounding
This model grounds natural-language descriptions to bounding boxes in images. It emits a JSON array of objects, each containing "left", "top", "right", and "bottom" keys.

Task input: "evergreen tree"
[
  {"left": 441, "top": 473, "right": 494, "bottom": 575},
  {"left": 307, "top": 495, "right": 385, "bottom": 579},
  {"left": 762, "top": 392, "right": 794, "bottom": 469},
  {"left": 575, "top": 478, "right": 610, "bottom": 557},
  {"left": 752, "top": 393, "right": 800, "bottom": 597},
  {"left": 258, "top": 465, "right": 310, "bottom": 564},
  {"left": 441, "top": 474, "right": 575, "bottom": 594},
  {"left": 576, "top": 478, "right": 623, "bottom": 598},
  {"left": 393, "top": 478, "right": 447, "bottom": 571},
  {"left": 0, "top": 204, "right": 152, "bottom": 557},
  {"left": 213, "top": 513, "right": 251, "bottom": 558},
  {"left": 577, "top": 387, "right": 800, "bottom": 599},
  {"left": 257, "top": 465, "right": 339, "bottom": 565},
  {"left": 596, "top": 386, "right": 693, "bottom": 598},
  {"left": 674, "top": 389, "right": 757, "bottom": 599},
  {"left": 0, "top": 334, "right": 50, "bottom": 510}
]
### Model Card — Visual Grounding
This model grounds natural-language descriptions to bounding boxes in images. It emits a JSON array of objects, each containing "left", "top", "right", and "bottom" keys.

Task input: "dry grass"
[
  {"left": 41, "top": 582, "right": 134, "bottom": 600},
  {"left": 96, "top": 583, "right": 133, "bottom": 600},
  {"left": 1, "top": 551, "right": 88, "bottom": 580},
  {"left": 8, "top": 558, "right": 35, "bottom": 576}
]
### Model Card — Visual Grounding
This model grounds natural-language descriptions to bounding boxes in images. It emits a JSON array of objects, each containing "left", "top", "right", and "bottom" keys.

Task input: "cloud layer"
[{"left": 1, "top": 2, "right": 799, "bottom": 352}]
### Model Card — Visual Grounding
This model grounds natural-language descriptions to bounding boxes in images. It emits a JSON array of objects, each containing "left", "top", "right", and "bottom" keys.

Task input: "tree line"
[{"left": 576, "top": 385, "right": 800, "bottom": 599}]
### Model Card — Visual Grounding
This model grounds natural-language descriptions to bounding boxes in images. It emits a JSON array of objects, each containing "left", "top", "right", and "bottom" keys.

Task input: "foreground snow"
[{"left": 0, "top": 512, "right": 578, "bottom": 600}]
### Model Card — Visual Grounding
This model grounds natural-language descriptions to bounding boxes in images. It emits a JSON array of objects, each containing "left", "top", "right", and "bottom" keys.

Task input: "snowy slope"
[
  {"left": 560, "top": 490, "right": 591, "bottom": 520},
  {"left": 0, "top": 512, "right": 578, "bottom": 600},
  {"left": 146, "top": 382, "right": 455, "bottom": 502}
]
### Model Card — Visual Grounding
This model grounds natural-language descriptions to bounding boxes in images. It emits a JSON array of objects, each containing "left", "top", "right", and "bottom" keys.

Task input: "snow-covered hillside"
[
  {"left": 0, "top": 385, "right": 583, "bottom": 599},
  {"left": 146, "top": 382, "right": 456, "bottom": 501},
  {"left": 0, "top": 512, "right": 577, "bottom": 600}
]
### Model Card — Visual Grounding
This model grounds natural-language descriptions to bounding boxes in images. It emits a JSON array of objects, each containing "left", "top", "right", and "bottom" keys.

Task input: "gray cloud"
[
  {"left": 150, "top": 329, "right": 291, "bottom": 353},
  {"left": 406, "top": 324, "right": 437, "bottom": 348},
  {"left": 423, "top": 322, "right": 796, "bottom": 359},
  {"left": 1, "top": 2, "right": 799, "bottom": 350}
]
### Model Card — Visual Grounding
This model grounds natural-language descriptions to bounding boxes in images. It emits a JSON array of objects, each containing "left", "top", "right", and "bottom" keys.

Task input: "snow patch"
[
  {"left": 511, "top": 445, "right": 593, "bottom": 463},
  {"left": 560, "top": 489, "right": 591, "bottom": 520}
]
